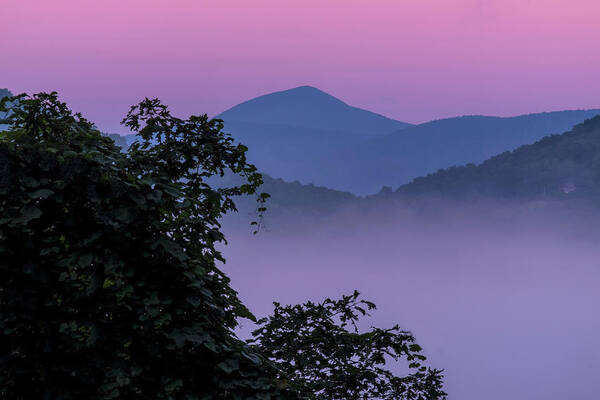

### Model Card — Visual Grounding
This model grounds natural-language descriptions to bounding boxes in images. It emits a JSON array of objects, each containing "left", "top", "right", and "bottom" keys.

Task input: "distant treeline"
[{"left": 397, "top": 116, "right": 600, "bottom": 200}]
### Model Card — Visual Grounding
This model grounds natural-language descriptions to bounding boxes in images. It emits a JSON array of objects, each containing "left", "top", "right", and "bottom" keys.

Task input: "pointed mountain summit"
[{"left": 217, "top": 85, "right": 411, "bottom": 135}]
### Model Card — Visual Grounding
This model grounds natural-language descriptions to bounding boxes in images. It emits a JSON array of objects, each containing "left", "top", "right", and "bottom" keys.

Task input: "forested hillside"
[
  {"left": 228, "top": 115, "right": 600, "bottom": 224},
  {"left": 397, "top": 116, "right": 600, "bottom": 199},
  {"left": 220, "top": 174, "right": 358, "bottom": 230},
  {"left": 339, "top": 110, "right": 600, "bottom": 194}
]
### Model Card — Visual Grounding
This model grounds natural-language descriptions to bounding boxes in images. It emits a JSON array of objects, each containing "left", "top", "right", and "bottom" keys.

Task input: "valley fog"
[{"left": 221, "top": 206, "right": 600, "bottom": 400}]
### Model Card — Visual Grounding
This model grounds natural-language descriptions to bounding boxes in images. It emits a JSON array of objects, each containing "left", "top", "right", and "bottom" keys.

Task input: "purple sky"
[{"left": 3, "top": 0, "right": 600, "bottom": 133}]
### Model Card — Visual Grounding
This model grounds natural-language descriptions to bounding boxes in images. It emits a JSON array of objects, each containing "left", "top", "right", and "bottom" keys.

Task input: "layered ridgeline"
[
  {"left": 6, "top": 87, "right": 599, "bottom": 202},
  {"left": 231, "top": 115, "right": 600, "bottom": 228},
  {"left": 216, "top": 86, "right": 411, "bottom": 195},
  {"left": 44, "top": 85, "right": 598, "bottom": 196},
  {"left": 217, "top": 86, "right": 600, "bottom": 195},
  {"left": 346, "top": 111, "right": 600, "bottom": 194},
  {"left": 396, "top": 116, "right": 600, "bottom": 200}
]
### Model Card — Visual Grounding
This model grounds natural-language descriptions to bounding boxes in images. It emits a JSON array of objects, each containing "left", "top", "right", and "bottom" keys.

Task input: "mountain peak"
[
  {"left": 217, "top": 86, "right": 410, "bottom": 134},
  {"left": 284, "top": 85, "right": 328, "bottom": 93},
  {"left": 277, "top": 85, "right": 342, "bottom": 99},
  {"left": 232, "top": 85, "right": 349, "bottom": 110}
]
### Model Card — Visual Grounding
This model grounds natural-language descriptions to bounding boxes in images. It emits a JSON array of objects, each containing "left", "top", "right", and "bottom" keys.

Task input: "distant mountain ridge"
[
  {"left": 233, "top": 115, "right": 600, "bottom": 228},
  {"left": 396, "top": 115, "right": 600, "bottom": 199},
  {"left": 5, "top": 86, "right": 600, "bottom": 198},
  {"left": 229, "top": 114, "right": 600, "bottom": 223},
  {"left": 340, "top": 110, "right": 600, "bottom": 194},
  {"left": 216, "top": 86, "right": 600, "bottom": 195}
]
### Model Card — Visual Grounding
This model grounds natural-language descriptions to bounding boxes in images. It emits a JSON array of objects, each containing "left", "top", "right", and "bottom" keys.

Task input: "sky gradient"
[{"left": 2, "top": 0, "right": 600, "bottom": 133}]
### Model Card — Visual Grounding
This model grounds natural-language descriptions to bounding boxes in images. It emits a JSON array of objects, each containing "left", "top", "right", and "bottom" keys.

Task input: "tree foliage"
[
  {"left": 250, "top": 291, "right": 446, "bottom": 400},
  {"left": 0, "top": 92, "right": 290, "bottom": 399}
]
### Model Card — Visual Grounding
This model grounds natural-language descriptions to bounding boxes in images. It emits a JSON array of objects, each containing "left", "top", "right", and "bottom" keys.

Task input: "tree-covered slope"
[
  {"left": 396, "top": 115, "right": 600, "bottom": 199},
  {"left": 220, "top": 173, "right": 358, "bottom": 230},
  {"left": 255, "top": 174, "right": 357, "bottom": 211},
  {"left": 340, "top": 110, "right": 600, "bottom": 194}
]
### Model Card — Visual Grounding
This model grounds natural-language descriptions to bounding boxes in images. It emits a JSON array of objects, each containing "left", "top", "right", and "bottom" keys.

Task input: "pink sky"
[{"left": 2, "top": 0, "right": 600, "bottom": 133}]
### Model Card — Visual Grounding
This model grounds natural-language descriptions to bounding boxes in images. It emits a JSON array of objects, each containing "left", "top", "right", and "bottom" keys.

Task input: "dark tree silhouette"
[
  {"left": 251, "top": 291, "right": 446, "bottom": 400},
  {"left": 0, "top": 92, "right": 289, "bottom": 399}
]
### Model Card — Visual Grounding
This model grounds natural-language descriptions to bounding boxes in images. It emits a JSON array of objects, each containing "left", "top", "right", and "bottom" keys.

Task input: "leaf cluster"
[{"left": 250, "top": 291, "right": 446, "bottom": 400}]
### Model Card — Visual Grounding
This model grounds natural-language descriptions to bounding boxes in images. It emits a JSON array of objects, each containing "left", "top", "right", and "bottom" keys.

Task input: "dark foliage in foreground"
[
  {"left": 251, "top": 291, "right": 446, "bottom": 400},
  {"left": 0, "top": 92, "right": 290, "bottom": 399}
]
